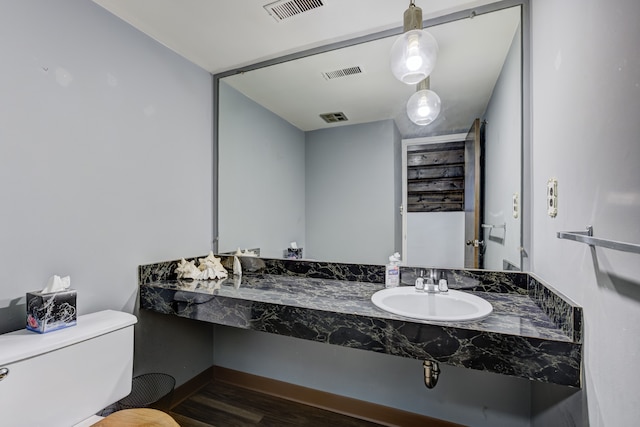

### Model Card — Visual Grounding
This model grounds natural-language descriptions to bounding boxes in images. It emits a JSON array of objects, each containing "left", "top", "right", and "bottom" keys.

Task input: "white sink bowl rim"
[{"left": 371, "top": 286, "right": 492, "bottom": 322}]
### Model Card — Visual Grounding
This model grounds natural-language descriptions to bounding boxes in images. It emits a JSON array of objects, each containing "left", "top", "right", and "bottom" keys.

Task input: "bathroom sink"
[{"left": 371, "top": 286, "right": 492, "bottom": 322}]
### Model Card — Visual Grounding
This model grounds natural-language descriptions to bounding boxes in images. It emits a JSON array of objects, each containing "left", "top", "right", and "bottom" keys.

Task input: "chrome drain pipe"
[{"left": 423, "top": 360, "right": 440, "bottom": 389}]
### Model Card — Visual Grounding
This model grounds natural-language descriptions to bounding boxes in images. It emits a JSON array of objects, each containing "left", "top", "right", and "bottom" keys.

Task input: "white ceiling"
[{"left": 92, "top": 0, "right": 520, "bottom": 136}]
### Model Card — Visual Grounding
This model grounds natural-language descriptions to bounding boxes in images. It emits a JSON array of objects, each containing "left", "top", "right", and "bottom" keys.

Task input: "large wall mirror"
[{"left": 214, "top": 0, "right": 528, "bottom": 271}]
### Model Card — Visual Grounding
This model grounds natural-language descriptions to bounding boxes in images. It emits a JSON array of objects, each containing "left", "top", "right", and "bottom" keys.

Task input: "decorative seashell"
[
  {"left": 201, "top": 252, "right": 229, "bottom": 279},
  {"left": 232, "top": 275, "right": 242, "bottom": 290},
  {"left": 234, "top": 248, "right": 257, "bottom": 257},
  {"left": 175, "top": 258, "right": 202, "bottom": 280},
  {"left": 233, "top": 256, "right": 242, "bottom": 276},
  {"left": 176, "top": 253, "right": 228, "bottom": 281}
]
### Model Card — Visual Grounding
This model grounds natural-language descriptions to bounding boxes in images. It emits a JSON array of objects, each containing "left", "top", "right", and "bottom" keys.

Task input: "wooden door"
[
  {"left": 464, "top": 119, "right": 484, "bottom": 268},
  {"left": 401, "top": 134, "right": 468, "bottom": 266}
]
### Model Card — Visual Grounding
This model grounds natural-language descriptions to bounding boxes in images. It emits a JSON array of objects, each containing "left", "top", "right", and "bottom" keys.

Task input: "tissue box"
[
  {"left": 284, "top": 247, "right": 303, "bottom": 259},
  {"left": 26, "top": 289, "right": 77, "bottom": 333}
]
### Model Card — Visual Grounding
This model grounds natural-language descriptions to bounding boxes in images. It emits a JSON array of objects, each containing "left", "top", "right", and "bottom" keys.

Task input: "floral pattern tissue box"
[{"left": 26, "top": 289, "right": 77, "bottom": 333}]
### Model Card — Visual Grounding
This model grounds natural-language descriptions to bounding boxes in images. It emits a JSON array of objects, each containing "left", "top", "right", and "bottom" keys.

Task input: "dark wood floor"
[{"left": 169, "top": 381, "right": 387, "bottom": 427}]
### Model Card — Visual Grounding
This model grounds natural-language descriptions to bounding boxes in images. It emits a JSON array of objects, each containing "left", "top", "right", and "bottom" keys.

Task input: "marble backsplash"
[{"left": 528, "top": 274, "right": 582, "bottom": 343}]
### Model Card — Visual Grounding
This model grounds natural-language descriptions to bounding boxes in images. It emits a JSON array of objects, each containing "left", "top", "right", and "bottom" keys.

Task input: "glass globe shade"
[
  {"left": 390, "top": 29, "right": 438, "bottom": 85},
  {"left": 407, "top": 89, "right": 441, "bottom": 126}
]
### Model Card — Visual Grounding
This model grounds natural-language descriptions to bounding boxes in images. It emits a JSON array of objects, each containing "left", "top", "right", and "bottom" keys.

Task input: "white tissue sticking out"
[
  {"left": 42, "top": 275, "right": 71, "bottom": 293},
  {"left": 175, "top": 252, "right": 228, "bottom": 280},
  {"left": 290, "top": 241, "right": 298, "bottom": 249},
  {"left": 389, "top": 252, "right": 401, "bottom": 262}
]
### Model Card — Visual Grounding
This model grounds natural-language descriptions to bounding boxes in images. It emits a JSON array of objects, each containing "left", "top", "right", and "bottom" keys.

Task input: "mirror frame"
[{"left": 212, "top": 0, "right": 531, "bottom": 271}]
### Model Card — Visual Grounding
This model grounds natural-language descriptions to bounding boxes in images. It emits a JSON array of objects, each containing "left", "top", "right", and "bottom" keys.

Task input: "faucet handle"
[{"left": 438, "top": 271, "right": 449, "bottom": 292}]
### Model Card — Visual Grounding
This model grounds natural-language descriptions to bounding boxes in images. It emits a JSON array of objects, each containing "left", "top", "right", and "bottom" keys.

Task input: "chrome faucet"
[
  {"left": 424, "top": 274, "right": 439, "bottom": 293},
  {"left": 415, "top": 269, "right": 443, "bottom": 293}
]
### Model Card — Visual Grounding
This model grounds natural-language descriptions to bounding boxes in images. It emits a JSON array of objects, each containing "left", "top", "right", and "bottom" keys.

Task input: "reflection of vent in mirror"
[
  {"left": 322, "top": 66, "right": 363, "bottom": 80},
  {"left": 264, "top": 0, "right": 324, "bottom": 22},
  {"left": 320, "top": 112, "right": 348, "bottom": 123}
]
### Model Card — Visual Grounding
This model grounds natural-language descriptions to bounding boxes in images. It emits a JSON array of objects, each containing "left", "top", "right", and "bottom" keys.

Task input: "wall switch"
[
  {"left": 512, "top": 192, "right": 519, "bottom": 219},
  {"left": 547, "top": 178, "right": 558, "bottom": 217}
]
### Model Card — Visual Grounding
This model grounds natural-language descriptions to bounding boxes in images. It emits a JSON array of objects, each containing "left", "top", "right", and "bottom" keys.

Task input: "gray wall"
[
  {"left": 213, "top": 326, "right": 531, "bottom": 427},
  {"left": 0, "top": 0, "right": 214, "bottom": 386},
  {"left": 218, "top": 87, "right": 400, "bottom": 265},
  {"left": 482, "top": 23, "right": 522, "bottom": 271},
  {"left": 218, "top": 82, "right": 306, "bottom": 258},
  {"left": 530, "top": 0, "right": 640, "bottom": 426},
  {"left": 305, "top": 120, "right": 400, "bottom": 264}
]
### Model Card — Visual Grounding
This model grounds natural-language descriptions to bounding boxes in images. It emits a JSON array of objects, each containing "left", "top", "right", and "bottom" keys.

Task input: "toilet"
[{"left": 0, "top": 310, "right": 137, "bottom": 427}]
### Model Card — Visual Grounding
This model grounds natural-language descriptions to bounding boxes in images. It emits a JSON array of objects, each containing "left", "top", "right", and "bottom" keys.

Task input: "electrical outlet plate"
[
  {"left": 512, "top": 192, "right": 519, "bottom": 219},
  {"left": 547, "top": 178, "right": 558, "bottom": 217}
]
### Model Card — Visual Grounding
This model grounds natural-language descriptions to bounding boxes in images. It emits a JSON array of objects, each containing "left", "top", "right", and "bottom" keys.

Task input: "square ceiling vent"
[
  {"left": 320, "top": 112, "right": 348, "bottom": 124},
  {"left": 264, "top": 0, "right": 325, "bottom": 22}
]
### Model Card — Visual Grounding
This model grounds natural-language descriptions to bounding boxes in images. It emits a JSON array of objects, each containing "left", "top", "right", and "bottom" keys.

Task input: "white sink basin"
[{"left": 371, "top": 286, "right": 492, "bottom": 322}]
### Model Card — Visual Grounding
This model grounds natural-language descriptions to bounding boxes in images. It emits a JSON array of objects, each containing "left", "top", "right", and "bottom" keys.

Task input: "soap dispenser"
[
  {"left": 385, "top": 252, "right": 401, "bottom": 288},
  {"left": 415, "top": 269, "right": 425, "bottom": 291}
]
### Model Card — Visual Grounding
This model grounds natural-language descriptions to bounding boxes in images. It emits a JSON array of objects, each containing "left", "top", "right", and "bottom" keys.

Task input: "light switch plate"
[{"left": 547, "top": 178, "right": 558, "bottom": 217}]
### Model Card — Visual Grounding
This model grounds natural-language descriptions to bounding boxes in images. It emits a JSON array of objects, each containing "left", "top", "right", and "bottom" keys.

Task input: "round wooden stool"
[{"left": 92, "top": 408, "right": 179, "bottom": 426}]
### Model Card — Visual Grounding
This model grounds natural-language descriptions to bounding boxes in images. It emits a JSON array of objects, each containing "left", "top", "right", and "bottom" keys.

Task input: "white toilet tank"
[{"left": 0, "top": 310, "right": 137, "bottom": 427}]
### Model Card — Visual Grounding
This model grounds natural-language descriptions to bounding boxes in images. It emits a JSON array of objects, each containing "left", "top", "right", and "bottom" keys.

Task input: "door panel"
[{"left": 464, "top": 119, "right": 484, "bottom": 269}]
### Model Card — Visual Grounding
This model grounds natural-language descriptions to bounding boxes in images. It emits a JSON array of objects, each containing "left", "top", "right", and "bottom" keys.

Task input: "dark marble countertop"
[
  {"left": 145, "top": 274, "right": 571, "bottom": 342},
  {"left": 139, "top": 256, "right": 582, "bottom": 387}
]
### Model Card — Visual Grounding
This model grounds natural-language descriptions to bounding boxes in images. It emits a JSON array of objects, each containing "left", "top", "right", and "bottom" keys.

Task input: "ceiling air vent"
[
  {"left": 264, "top": 0, "right": 325, "bottom": 22},
  {"left": 321, "top": 66, "right": 363, "bottom": 80},
  {"left": 320, "top": 112, "right": 348, "bottom": 124}
]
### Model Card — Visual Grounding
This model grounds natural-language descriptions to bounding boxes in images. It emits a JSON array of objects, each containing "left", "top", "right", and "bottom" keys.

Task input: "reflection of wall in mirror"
[
  {"left": 306, "top": 120, "right": 401, "bottom": 264},
  {"left": 218, "top": 82, "right": 306, "bottom": 258},
  {"left": 219, "top": 82, "right": 402, "bottom": 264},
  {"left": 482, "top": 24, "right": 522, "bottom": 271}
]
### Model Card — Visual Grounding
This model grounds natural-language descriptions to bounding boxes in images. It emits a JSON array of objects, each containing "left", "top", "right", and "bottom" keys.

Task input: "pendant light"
[
  {"left": 407, "top": 77, "right": 441, "bottom": 126},
  {"left": 390, "top": 0, "right": 438, "bottom": 85}
]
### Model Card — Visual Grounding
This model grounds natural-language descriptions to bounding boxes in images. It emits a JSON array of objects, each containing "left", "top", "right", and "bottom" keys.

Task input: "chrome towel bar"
[
  {"left": 482, "top": 223, "right": 506, "bottom": 229},
  {"left": 557, "top": 226, "right": 640, "bottom": 255}
]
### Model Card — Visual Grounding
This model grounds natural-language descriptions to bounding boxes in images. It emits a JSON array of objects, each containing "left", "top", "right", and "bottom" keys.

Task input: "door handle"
[
  {"left": 0, "top": 367, "right": 8, "bottom": 381},
  {"left": 466, "top": 239, "right": 484, "bottom": 247}
]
